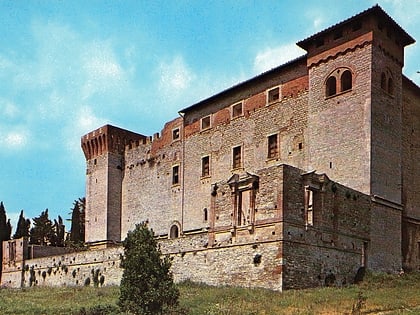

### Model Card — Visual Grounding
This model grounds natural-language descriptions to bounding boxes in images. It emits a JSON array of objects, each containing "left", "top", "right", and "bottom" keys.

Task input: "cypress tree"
[
  {"left": 0, "top": 201, "right": 11, "bottom": 242},
  {"left": 13, "top": 210, "right": 31, "bottom": 239},
  {"left": 70, "top": 201, "right": 82, "bottom": 243},
  {"left": 0, "top": 201, "right": 11, "bottom": 280}
]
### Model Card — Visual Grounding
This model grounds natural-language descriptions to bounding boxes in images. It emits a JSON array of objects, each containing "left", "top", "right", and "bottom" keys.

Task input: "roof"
[
  {"left": 178, "top": 54, "right": 307, "bottom": 114},
  {"left": 297, "top": 5, "right": 415, "bottom": 50}
]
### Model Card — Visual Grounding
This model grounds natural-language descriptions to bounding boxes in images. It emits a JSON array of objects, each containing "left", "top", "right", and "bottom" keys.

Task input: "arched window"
[
  {"left": 326, "top": 76, "right": 337, "bottom": 97},
  {"left": 341, "top": 70, "right": 352, "bottom": 92},
  {"left": 203, "top": 208, "right": 208, "bottom": 222},
  {"left": 381, "top": 72, "right": 387, "bottom": 90},
  {"left": 388, "top": 77, "right": 394, "bottom": 95},
  {"left": 170, "top": 225, "right": 179, "bottom": 239}
]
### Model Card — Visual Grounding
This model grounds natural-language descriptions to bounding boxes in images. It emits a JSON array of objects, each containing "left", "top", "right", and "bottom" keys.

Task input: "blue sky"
[{"left": 1, "top": 0, "right": 419, "bottom": 232}]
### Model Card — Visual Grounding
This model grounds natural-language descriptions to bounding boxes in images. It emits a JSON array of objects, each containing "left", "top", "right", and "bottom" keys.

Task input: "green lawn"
[{"left": 0, "top": 272, "right": 419, "bottom": 314}]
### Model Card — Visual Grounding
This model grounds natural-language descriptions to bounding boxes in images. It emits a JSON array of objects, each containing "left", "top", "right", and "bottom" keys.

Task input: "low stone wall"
[{"left": 2, "top": 246, "right": 123, "bottom": 288}]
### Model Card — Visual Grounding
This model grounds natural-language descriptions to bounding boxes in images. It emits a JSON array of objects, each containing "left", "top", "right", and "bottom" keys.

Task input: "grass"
[{"left": 0, "top": 272, "right": 419, "bottom": 314}]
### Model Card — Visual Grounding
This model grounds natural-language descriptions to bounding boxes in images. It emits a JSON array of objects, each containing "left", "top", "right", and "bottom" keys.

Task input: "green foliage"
[
  {"left": 30, "top": 209, "right": 54, "bottom": 245},
  {"left": 0, "top": 273, "right": 419, "bottom": 314},
  {"left": 51, "top": 215, "right": 65, "bottom": 247},
  {"left": 0, "top": 201, "right": 12, "bottom": 242},
  {"left": 118, "top": 222, "right": 180, "bottom": 315},
  {"left": 13, "top": 210, "right": 31, "bottom": 239},
  {"left": 69, "top": 198, "right": 85, "bottom": 244}
]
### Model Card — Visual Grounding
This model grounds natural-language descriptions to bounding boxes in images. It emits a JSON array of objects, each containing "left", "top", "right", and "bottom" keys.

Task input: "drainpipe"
[{"left": 178, "top": 111, "right": 185, "bottom": 234}]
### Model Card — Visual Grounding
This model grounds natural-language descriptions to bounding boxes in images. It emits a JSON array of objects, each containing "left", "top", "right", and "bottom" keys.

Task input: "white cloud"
[
  {"left": 0, "top": 129, "right": 29, "bottom": 151},
  {"left": 158, "top": 56, "right": 194, "bottom": 96},
  {"left": 63, "top": 105, "right": 109, "bottom": 159},
  {"left": 0, "top": 99, "right": 20, "bottom": 118},
  {"left": 76, "top": 106, "right": 107, "bottom": 134},
  {"left": 81, "top": 41, "right": 127, "bottom": 100},
  {"left": 253, "top": 44, "right": 306, "bottom": 74}
]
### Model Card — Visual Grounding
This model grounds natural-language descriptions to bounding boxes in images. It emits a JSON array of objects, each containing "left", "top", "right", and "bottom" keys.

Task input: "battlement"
[{"left": 81, "top": 124, "right": 147, "bottom": 160}]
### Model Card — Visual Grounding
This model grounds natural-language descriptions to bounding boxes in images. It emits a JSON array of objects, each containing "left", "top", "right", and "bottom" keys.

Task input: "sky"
[{"left": 0, "top": 0, "right": 419, "bottom": 232}]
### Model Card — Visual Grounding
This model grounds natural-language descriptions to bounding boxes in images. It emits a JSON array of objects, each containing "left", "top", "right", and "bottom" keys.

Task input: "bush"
[{"left": 118, "top": 222, "right": 180, "bottom": 314}]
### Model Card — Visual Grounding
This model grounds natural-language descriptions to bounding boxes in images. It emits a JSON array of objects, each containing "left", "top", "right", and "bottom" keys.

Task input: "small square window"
[
  {"left": 232, "top": 102, "right": 243, "bottom": 118},
  {"left": 172, "top": 165, "right": 180, "bottom": 185},
  {"left": 232, "top": 146, "right": 242, "bottom": 169},
  {"left": 267, "top": 87, "right": 280, "bottom": 103},
  {"left": 172, "top": 128, "right": 180, "bottom": 141},
  {"left": 201, "top": 115, "right": 211, "bottom": 130},
  {"left": 267, "top": 134, "right": 278, "bottom": 159},
  {"left": 202, "top": 156, "right": 210, "bottom": 177}
]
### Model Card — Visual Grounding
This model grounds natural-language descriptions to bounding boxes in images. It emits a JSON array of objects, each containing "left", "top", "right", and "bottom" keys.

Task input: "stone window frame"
[
  {"left": 201, "top": 155, "right": 210, "bottom": 178},
  {"left": 201, "top": 115, "right": 212, "bottom": 131},
  {"left": 172, "top": 127, "right": 181, "bottom": 142},
  {"left": 231, "top": 101, "right": 244, "bottom": 119},
  {"left": 172, "top": 164, "right": 180, "bottom": 186},
  {"left": 169, "top": 221, "right": 181, "bottom": 239},
  {"left": 266, "top": 86, "right": 281, "bottom": 105},
  {"left": 267, "top": 133, "right": 279, "bottom": 160},
  {"left": 325, "top": 67, "right": 354, "bottom": 98},
  {"left": 232, "top": 145, "right": 243, "bottom": 170}
]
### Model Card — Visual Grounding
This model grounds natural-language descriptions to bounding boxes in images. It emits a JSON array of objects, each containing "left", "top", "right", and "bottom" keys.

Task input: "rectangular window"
[
  {"left": 172, "top": 128, "right": 180, "bottom": 141},
  {"left": 305, "top": 187, "right": 314, "bottom": 227},
  {"left": 232, "top": 146, "right": 242, "bottom": 169},
  {"left": 201, "top": 115, "right": 211, "bottom": 130},
  {"left": 9, "top": 241, "right": 15, "bottom": 262},
  {"left": 267, "top": 134, "right": 279, "bottom": 158},
  {"left": 267, "top": 87, "right": 280, "bottom": 103},
  {"left": 201, "top": 156, "right": 210, "bottom": 177},
  {"left": 231, "top": 102, "right": 243, "bottom": 118},
  {"left": 172, "top": 165, "right": 180, "bottom": 185}
]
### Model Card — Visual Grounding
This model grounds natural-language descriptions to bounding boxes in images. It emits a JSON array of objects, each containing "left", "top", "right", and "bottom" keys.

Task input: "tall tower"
[
  {"left": 81, "top": 125, "right": 146, "bottom": 246},
  {"left": 297, "top": 5, "right": 414, "bottom": 271}
]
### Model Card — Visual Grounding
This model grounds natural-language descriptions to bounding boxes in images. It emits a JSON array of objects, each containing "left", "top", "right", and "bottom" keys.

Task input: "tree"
[
  {"left": 30, "top": 209, "right": 54, "bottom": 245},
  {"left": 0, "top": 201, "right": 11, "bottom": 242},
  {"left": 118, "top": 222, "right": 180, "bottom": 315},
  {"left": 51, "top": 215, "right": 65, "bottom": 247},
  {"left": 0, "top": 201, "right": 12, "bottom": 280},
  {"left": 13, "top": 210, "right": 31, "bottom": 239},
  {"left": 69, "top": 198, "right": 85, "bottom": 244}
]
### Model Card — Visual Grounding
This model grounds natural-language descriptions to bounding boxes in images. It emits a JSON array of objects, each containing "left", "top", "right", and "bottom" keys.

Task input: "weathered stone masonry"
[{"left": 2, "top": 5, "right": 419, "bottom": 290}]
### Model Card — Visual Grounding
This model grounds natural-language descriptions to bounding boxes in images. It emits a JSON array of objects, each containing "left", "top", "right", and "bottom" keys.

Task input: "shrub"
[{"left": 118, "top": 222, "right": 180, "bottom": 315}]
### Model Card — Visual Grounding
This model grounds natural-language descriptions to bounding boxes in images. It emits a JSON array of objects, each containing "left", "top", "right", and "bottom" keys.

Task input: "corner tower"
[
  {"left": 81, "top": 125, "right": 146, "bottom": 246},
  {"left": 298, "top": 5, "right": 414, "bottom": 201},
  {"left": 298, "top": 6, "right": 415, "bottom": 272}
]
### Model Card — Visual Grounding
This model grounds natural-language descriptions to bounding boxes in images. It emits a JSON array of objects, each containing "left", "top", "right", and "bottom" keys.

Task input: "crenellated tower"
[{"left": 81, "top": 125, "right": 146, "bottom": 246}]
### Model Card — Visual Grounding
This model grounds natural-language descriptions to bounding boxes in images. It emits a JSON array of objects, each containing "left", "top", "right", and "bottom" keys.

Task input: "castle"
[{"left": 2, "top": 5, "right": 419, "bottom": 291}]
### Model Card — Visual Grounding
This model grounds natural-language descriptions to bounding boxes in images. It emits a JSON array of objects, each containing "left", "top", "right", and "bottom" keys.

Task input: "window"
[
  {"left": 232, "top": 146, "right": 242, "bottom": 169},
  {"left": 8, "top": 241, "right": 15, "bottom": 262},
  {"left": 172, "top": 165, "right": 180, "bottom": 185},
  {"left": 326, "top": 76, "right": 337, "bottom": 97},
  {"left": 267, "top": 134, "right": 279, "bottom": 159},
  {"left": 341, "top": 70, "right": 352, "bottom": 91},
  {"left": 203, "top": 208, "right": 208, "bottom": 222},
  {"left": 170, "top": 225, "right": 179, "bottom": 239},
  {"left": 381, "top": 71, "right": 394, "bottom": 95},
  {"left": 232, "top": 102, "right": 243, "bottom": 118},
  {"left": 201, "top": 156, "right": 210, "bottom": 177},
  {"left": 201, "top": 115, "right": 211, "bottom": 130},
  {"left": 172, "top": 128, "right": 180, "bottom": 141},
  {"left": 305, "top": 187, "right": 314, "bottom": 227},
  {"left": 267, "top": 87, "right": 280, "bottom": 103},
  {"left": 381, "top": 72, "right": 387, "bottom": 90}
]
